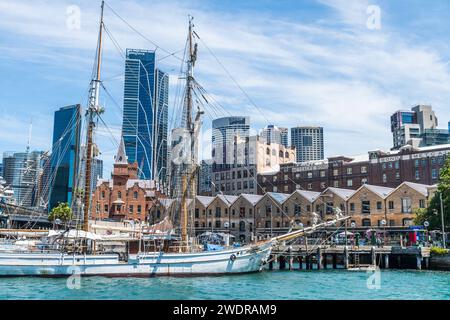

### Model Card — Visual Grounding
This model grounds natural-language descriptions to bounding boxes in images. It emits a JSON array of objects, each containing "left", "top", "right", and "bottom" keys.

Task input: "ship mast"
[
  {"left": 180, "top": 17, "right": 199, "bottom": 250},
  {"left": 83, "top": 1, "right": 104, "bottom": 232}
]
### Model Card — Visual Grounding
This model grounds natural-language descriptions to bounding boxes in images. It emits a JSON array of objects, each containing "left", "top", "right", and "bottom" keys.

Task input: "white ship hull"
[{"left": 0, "top": 242, "right": 273, "bottom": 277}]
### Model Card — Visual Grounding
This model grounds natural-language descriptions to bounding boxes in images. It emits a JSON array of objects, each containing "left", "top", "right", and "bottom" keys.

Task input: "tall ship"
[{"left": 0, "top": 1, "right": 349, "bottom": 277}]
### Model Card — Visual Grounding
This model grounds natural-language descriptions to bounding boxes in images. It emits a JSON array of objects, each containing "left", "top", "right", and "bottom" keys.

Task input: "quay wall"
[{"left": 430, "top": 254, "right": 450, "bottom": 270}]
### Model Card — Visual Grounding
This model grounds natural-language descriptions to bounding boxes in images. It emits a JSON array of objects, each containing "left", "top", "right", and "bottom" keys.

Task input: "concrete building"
[
  {"left": 261, "top": 125, "right": 288, "bottom": 147},
  {"left": 390, "top": 105, "right": 447, "bottom": 150},
  {"left": 291, "top": 126, "right": 324, "bottom": 162},
  {"left": 212, "top": 135, "right": 295, "bottom": 196}
]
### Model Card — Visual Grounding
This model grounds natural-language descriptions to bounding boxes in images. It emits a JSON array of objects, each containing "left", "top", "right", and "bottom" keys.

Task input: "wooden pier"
[{"left": 268, "top": 245, "right": 431, "bottom": 270}]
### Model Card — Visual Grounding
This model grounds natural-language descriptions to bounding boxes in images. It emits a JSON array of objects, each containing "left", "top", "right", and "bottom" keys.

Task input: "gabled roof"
[
  {"left": 216, "top": 194, "right": 239, "bottom": 207},
  {"left": 195, "top": 196, "right": 215, "bottom": 208},
  {"left": 285, "top": 190, "right": 321, "bottom": 204},
  {"left": 325, "top": 187, "right": 356, "bottom": 200},
  {"left": 352, "top": 184, "right": 394, "bottom": 199},
  {"left": 396, "top": 182, "right": 430, "bottom": 197},
  {"left": 231, "top": 194, "right": 263, "bottom": 207},
  {"left": 261, "top": 192, "right": 290, "bottom": 205},
  {"left": 158, "top": 198, "right": 175, "bottom": 209}
]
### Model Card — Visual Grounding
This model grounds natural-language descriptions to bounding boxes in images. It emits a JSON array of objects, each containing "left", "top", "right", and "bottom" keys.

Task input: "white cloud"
[{"left": 0, "top": 0, "right": 449, "bottom": 170}]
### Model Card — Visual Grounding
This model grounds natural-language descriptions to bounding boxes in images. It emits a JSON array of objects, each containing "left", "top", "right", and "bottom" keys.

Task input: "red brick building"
[{"left": 91, "top": 140, "right": 165, "bottom": 222}]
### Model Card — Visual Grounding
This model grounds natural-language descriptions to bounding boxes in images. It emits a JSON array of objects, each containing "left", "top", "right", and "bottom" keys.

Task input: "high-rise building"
[
  {"left": 261, "top": 125, "right": 288, "bottom": 147},
  {"left": 2, "top": 151, "right": 45, "bottom": 208},
  {"left": 198, "top": 159, "right": 213, "bottom": 196},
  {"left": 390, "top": 105, "right": 441, "bottom": 150},
  {"left": 212, "top": 116, "right": 250, "bottom": 170},
  {"left": 121, "top": 49, "right": 169, "bottom": 183},
  {"left": 48, "top": 105, "right": 82, "bottom": 211},
  {"left": 291, "top": 126, "right": 324, "bottom": 163}
]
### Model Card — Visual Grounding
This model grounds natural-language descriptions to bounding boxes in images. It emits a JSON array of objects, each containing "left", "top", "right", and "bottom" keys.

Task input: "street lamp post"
[
  {"left": 440, "top": 193, "right": 446, "bottom": 249},
  {"left": 424, "top": 221, "right": 429, "bottom": 247}
]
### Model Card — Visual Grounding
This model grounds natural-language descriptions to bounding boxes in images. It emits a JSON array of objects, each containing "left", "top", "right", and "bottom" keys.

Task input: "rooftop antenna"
[{"left": 26, "top": 119, "right": 33, "bottom": 153}]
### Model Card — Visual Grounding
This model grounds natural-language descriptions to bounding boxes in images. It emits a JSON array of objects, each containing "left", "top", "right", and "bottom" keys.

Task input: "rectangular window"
[
  {"left": 388, "top": 201, "right": 394, "bottom": 210},
  {"left": 195, "top": 208, "right": 199, "bottom": 218},
  {"left": 362, "top": 201, "right": 370, "bottom": 214},
  {"left": 401, "top": 198, "right": 412, "bottom": 213},
  {"left": 347, "top": 179, "right": 353, "bottom": 187},
  {"left": 347, "top": 168, "right": 352, "bottom": 175},
  {"left": 215, "top": 221, "right": 221, "bottom": 228},
  {"left": 333, "top": 181, "right": 339, "bottom": 188},
  {"left": 376, "top": 201, "right": 382, "bottom": 210},
  {"left": 361, "top": 166, "right": 367, "bottom": 174},
  {"left": 215, "top": 207, "right": 221, "bottom": 218},
  {"left": 415, "top": 170, "right": 420, "bottom": 180},
  {"left": 129, "top": 205, "right": 134, "bottom": 213},
  {"left": 104, "top": 204, "right": 108, "bottom": 212},
  {"left": 320, "top": 171, "right": 326, "bottom": 177},
  {"left": 432, "top": 169, "right": 438, "bottom": 180},
  {"left": 419, "top": 199, "right": 425, "bottom": 208},
  {"left": 333, "top": 169, "right": 339, "bottom": 176},
  {"left": 350, "top": 203, "right": 355, "bottom": 212}
]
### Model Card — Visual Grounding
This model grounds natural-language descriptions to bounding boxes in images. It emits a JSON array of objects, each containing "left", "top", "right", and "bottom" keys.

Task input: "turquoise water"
[{"left": 0, "top": 270, "right": 448, "bottom": 300}]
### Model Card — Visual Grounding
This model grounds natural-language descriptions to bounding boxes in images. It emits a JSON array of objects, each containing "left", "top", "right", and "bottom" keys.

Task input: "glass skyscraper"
[
  {"left": 48, "top": 104, "right": 81, "bottom": 211},
  {"left": 122, "top": 49, "right": 168, "bottom": 183},
  {"left": 2, "top": 151, "right": 45, "bottom": 208}
]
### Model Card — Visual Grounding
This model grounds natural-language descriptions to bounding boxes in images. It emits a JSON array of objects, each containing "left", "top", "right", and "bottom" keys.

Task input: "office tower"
[
  {"left": 390, "top": 105, "right": 441, "bottom": 150},
  {"left": 212, "top": 116, "right": 251, "bottom": 169},
  {"left": 121, "top": 49, "right": 169, "bottom": 183},
  {"left": 261, "top": 125, "right": 288, "bottom": 147},
  {"left": 291, "top": 126, "right": 324, "bottom": 163},
  {"left": 198, "top": 159, "right": 213, "bottom": 196},
  {"left": 2, "top": 151, "right": 45, "bottom": 208},
  {"left": 48, "top": 105, "right": 82, "bottom": 211}
]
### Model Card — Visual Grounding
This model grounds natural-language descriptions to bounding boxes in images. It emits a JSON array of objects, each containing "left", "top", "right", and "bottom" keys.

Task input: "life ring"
[{"left": 230, "top": 254, "right": 237, "bottom": 261}]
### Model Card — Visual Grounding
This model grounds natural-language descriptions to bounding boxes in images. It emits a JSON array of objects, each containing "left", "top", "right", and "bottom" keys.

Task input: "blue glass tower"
[
  {"left": 49, "top": 104, "right": 81, "bottom": 210},
  {"left": 122, "top": 49, "right": 168, "bottom": 182}
]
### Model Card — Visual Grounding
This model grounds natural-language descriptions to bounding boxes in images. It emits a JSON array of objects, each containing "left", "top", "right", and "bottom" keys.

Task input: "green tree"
[
  {"left": 414, "top": 156, "right": 450, "bottom": 231},
  {"left": 48, "top": 202, "right": 73, "bottom": 223}
]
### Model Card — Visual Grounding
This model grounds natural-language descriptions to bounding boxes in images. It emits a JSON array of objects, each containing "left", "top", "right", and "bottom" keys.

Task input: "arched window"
[
  {"left": 285, "top": 151, "right": 289, "bottom": 158},
  {"left": 272, "top": 149, "right": 276, "bottom": 156},
  {"left": 134, "top": 191, "right": 138, "bottom": 199},
  {"left": 362, "top": 218, "right": 371, "bottom": 227},
  {"left": 239, "top": 221, "right": 246, "bottom": 232},
  {"left": 279, "top": 150, "right": 284, "bottom": 158},
  {"left": 266, "top": 148, "right": 270, "bottom": 155}
]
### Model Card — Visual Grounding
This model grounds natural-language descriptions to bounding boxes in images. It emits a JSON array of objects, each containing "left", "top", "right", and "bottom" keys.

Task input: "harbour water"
[{"left": 0, "top": 270, "right": 448, "bottom": 300}]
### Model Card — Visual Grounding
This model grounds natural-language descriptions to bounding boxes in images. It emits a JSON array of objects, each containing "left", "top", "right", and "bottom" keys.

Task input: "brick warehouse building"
[
  {"left": 91, "top": 140, "right": 165, "bottom": 222},
  {"left": 258, "top": 144, "right": 449, "bottom": 194}
]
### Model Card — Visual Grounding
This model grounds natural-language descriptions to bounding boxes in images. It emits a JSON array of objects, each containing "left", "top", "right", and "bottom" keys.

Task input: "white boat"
[{"left": 0, "top": 241, "right": 273, "bottom": 277}]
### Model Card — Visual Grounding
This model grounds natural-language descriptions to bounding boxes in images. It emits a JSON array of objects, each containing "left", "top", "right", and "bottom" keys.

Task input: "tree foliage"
[
  {"left": 48, "top": 202, "right": 73, "bottom": 222},
  {"left": 414, "top": 156, "right": 450, "bottom": 230}
]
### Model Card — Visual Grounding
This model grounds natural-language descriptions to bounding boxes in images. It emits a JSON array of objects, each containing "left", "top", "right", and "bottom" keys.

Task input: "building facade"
[
  {"left": 258, "top": 144, "right": 450, "bottom": 194},
  {"left": 48, "top": 105, "right": 82, "bottom": 211},
  {"left": 261, "top": 125, "right": 288, "bottom": 147},
  {"left": 211, "top": 135, "right": 295, "bottom": 196},
  {"left": 390, "top": 105, "right": 447, "bottom": 150},
  {"left": 146, "top": 181, "right": 434, "bottom": 244},
  {"left": 291, "top": 126, "right": 324, "bottom": 162},
  {"left": 91, "top": 140, "right": 164, "bottom": 222},
  {"left": 2, "top": 151, "right": 45, "bottom": 208},
  {"left": 121, "top": 49, "right": 169, "bottom": 183}
]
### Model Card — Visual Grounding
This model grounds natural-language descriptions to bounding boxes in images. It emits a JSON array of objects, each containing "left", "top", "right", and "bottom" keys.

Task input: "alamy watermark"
[
  {"left": 366, "top": 266, "right": 381, "bottom": 290},
  {"left": 66, "top": 266, "right": 82, "bottom": 290},
  {"left": 66, "top": 5, "right": 81, "bottom": 31},
  {"left": 366, "top": 5, "right": 381, "bottom": 30}
]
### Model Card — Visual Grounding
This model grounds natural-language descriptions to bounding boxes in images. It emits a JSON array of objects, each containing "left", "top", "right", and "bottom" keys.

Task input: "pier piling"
[
  {"left": 332, "top": 253, "right": 337, "bottom": 269},
  {"left": 316, "top": 247, "right": 323, "bottom": 270},
  {"left": 384, "top": 254, "right": 389, "bottom": 269},
  {"left": 343, "top": 246, "right": 349, "bottom": 269}
]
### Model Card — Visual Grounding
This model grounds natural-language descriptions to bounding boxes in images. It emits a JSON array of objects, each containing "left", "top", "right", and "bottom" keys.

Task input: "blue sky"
[{"left": 1, "top": 0, "right": 450, "bottom": 177}]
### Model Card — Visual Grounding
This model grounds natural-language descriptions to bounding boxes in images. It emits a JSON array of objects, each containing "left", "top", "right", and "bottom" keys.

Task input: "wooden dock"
[{"left": 268, "top": 245, "right": 431, "bottom": 271}]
